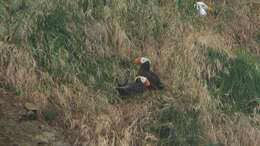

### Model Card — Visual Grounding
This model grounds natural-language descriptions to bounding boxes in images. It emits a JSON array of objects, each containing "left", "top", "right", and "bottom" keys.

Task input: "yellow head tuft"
[{"left": 208, "top": 5, "right": 213, "bottom": 12}]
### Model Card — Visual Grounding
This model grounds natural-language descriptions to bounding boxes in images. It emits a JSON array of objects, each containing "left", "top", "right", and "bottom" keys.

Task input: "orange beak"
[
  {"left": 144, "top": 80, "right": 151, "bottom": 87},
  {"left": 133, "top": 57, "right": 141, "bottom": 64}
]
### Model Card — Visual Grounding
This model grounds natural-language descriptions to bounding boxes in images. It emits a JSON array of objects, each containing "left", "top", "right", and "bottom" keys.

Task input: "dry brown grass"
[
  {"left": 0, "top": 41, "right": 152, "bottom": 145},
  {"left": 202, "top": 112, "right": 260, "bottom": 146},
  {"left": 1, "top": 0, "right": 260, "bottom": 146},
  {"left": 69, "top": 101, "right": 153, "bottom": 146},
  {"left": 67, "top": 2, "right": 260, "bottom": 144},
  {"left": 153, "top": 7, "right": 260, "bottom": 144}
]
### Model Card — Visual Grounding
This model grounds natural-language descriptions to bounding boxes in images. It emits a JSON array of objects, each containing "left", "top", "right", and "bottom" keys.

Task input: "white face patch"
[
  {"left": 194, "top": 2, "right": 209, "bottom": 16},
  {"left": 140, "top": 57, "right": 151, "bottom": 64},
  {"left": 135, "top": 76, "right": 148, "bottom": 84}
]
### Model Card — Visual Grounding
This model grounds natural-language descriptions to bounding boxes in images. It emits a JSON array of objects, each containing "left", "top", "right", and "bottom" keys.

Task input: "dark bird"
[
  {"left": 133, "top": 57, "right": 164, "bottom": 90},
  {"left": 116, "top": 76, "right": 151, "bottom": 97}
]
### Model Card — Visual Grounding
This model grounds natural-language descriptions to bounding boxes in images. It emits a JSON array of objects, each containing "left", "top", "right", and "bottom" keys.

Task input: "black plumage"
[
  {"left": 116, "top": 76, "right": 150, "bottom": 97},
  {"left": 134, "top": 57, "right": 164, "bottom": 90}
]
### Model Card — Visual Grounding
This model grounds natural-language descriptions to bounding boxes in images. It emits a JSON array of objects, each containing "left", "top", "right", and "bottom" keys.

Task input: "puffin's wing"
[
  {"left": 116, "top": 86, "right": 131, "bottom": 96},
  {"left": 116, "top": 82, "right": 145, "bottom": 96},
  {"left": 145, "top": 71, "right": 164, "bottom": 89},
  {"left": 116, "top": 82, "right": 136, "bottom": 96},
  {"left": 131, "top": 82, "right": 146, "bottom": 93}
]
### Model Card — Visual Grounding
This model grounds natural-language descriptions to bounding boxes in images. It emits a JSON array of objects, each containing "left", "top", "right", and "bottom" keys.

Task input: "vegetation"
[
  {"left": 206, "top": 49, "right": 260, "bottom": 114},
  {"left": 150, "top": 105, "right": 202, "bottom": 146},
  {"left": 0, "top": 0, "right": 259, "bottom": 146}
]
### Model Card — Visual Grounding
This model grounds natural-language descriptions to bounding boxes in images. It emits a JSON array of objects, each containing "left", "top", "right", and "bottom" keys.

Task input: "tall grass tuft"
[
  {"left": 149, "top": 105, "right": 202, "bottom": 146},
  {"left": 1, "top": 0, "right": 260, "bottom": 145},
  {"left": 206, "top": 48, "right": 260, "bottom": 113}
]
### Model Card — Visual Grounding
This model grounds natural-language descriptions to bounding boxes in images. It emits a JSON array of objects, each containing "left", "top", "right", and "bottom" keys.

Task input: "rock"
[
  {"left": 19, "top": 111, "right": 37, "bottom": 121},
  {"left": 35, "top": 132, "right": 55, "bottom": 144},
  {"left": 159, "top": 125, "right": 170, "bottom": 138},
  {"left": 42, "top": 105, "right": 58, "bottom": 121},
  {"left": 24, "top": 102, "right": 39, "bottom": 111}
]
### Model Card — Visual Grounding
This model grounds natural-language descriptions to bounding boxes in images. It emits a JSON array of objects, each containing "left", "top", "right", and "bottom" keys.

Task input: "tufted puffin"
[
  {"left": 133, "top": 57, "right": 164, "bottom": 90},
  {"left": 116, "top": 76, "right": 150, "bottom": 97}
]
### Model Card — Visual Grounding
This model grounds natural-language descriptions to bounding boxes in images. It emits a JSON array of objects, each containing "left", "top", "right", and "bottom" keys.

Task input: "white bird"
[{"left": 194, "top": 1, "right": 213, "bottom": 16}]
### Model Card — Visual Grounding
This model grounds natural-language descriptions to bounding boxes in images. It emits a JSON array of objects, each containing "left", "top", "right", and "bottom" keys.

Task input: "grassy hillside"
[{"left": 0, "top": 0, "right": 260, "bottom": 146}]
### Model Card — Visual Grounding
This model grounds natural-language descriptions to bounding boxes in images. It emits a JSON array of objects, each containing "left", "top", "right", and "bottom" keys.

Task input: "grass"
[
  {"left": 0, "top": 0, "right": 260, "bottom": 146},
  {"left": 256, "top": 28, "right": 260, "bottom": 45},
  {"left": 0, "top": 79, "right": 21, "bottom": 96},
  {"left": 2, "top": 0, "right": 134, "bottom": 97},
  {"left": 117, "top": 0, "right": 169, "bottom": 46},
  {"left": 149, "top": 105, "right": 202, "bottom": 146},
  {"left": 206, "top": 48, "right": 260, "bottom": 114}
]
